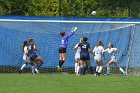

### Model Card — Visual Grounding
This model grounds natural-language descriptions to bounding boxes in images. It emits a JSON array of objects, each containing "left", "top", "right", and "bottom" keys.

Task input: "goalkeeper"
[{"left": 57, "top": 27, "right": 77, "bottom": 71}]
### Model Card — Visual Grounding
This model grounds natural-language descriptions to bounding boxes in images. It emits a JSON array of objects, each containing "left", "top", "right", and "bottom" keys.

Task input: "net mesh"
[{"left": 0, "top": 20, "right": 139, "bottom": 75}]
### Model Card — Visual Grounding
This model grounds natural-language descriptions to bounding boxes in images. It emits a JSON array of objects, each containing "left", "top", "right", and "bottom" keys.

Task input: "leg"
[
  {"left": 57, "top": 53, "right": 64, "bottom": 71},
  {"left": 34, "top": 56, "right": 44, "bottom": 69},
  {"left": 79, "top": 60, "right": 84, "bottom": 75},
  {"left": 105, "top": 60, "right": 113, "bottom": 75},
  {"left": 114, "top": 62, "right": 126, "bottom": 75},
  {"left": 31, "top": 62, "right": 36, "bottom": 75},
  {"left": 19, "top": 61, "right": 30, "bottom": 74},
  {"left": 58, "top": 53, "right": 63, "bottom": 67},
  {"left": 85, "top": 60, "right": 94, "bottom": 75},
  {"left": 96, "top": 61, "right": 100, "bottom": 73},
  {"left": 96, "top": 60, "right": 103, "bottom": 76},
  {"left": 82, "top": 63, "right": 88, "bottom": 75},
  {"left": 20, "top": 63, "right": 27, "bottom": 70},
  {"left": 20, "top": 61, "right": 30, "bottom": 70},
  {"left": 75, "top": 62, "right": 78, "bottom": 73},
  {"left": 77, "top": 60, "right": 81, "bottom": 75},
  {"left": 98, "top": 60, "right": 103, "bottom": 75},
  {"left": 33, "top": 56, "right": 44, "bottom": 73},
  {"left": 60, "top": 53, "right": 66, "bottom": 67},
  {"left": 58, "top": 53, "right": 66, "bottom": 68}
]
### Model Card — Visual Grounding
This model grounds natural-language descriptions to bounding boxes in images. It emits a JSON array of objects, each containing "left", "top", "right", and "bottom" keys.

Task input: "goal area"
[{"left": 0, "top": 19, "right": 140, "bottom": 75}]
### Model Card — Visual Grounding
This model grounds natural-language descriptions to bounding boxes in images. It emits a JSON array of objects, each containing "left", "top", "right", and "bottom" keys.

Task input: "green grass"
[{"left": 0, "top": 74, "right": 140, "bottom": 93}]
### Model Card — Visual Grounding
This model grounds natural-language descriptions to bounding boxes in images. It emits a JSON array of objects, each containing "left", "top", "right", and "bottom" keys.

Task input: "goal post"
[{"left": 0, "top": 19, "right": 140, "bottom": 75}]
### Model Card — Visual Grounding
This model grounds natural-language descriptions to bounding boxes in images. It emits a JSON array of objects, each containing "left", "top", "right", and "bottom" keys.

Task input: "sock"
[
  {"left": 31, "top": 65, "right": 36, "bottom": 73},
  {"left": 75, "top": 63, "right": 78, "bottom": 73},
  {"left": 98, "top": 66, "right": 103, "bottom": 73},
  {"left": 119, "top": 67, "right": 125, "bottom": 74},
  {"left": 58, "top": 60, "right": 61, "bottom": 67},
  {"left": 96, "top": 66, "right": 100, "bottom": 72},
  {"left": 79, "top": 67, "right": 84, "bottom": 75},
  {"left": 76, "top": 66, "right": 80, "bottom": 74},
  {"left": 59, "top": 60, "right": 64, "bottom": 67},
  {"left": 89, "top": 66, "right": 94, "bottom": 74},
  {"left": 82, "top": 64, "right": 88, "bottom": 75},
  {"left": 107, "top": 67, "right": 110, "bottom": 74},
  {"left": 78, "top": 67, "right": 81, "bottom": 74},
  {"left": 20, "top": 64, "right": 26, "bottom": 70},
  {"left": 36, "top": 62, "right": 43, "bottom": 69}
]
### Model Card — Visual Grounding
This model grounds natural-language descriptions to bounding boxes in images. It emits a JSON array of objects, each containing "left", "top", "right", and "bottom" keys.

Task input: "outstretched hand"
[{"left": 71, "top": 27, "right": 78, "bottom": 32}]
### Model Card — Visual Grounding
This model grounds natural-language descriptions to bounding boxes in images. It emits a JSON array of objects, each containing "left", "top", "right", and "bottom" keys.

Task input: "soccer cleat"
[
  {"left": 35, "top": 68, "right": 39, "bottom": 74},
  {"left": 18, "top": 69, "right": 22, "bottom": 74},
  {"left": 57, "top": 66, "right": 62, "bottom": 71},
  {"left": 32, "top": 73, "right": 35, "bottom": 75},
  {"left": 104, "top": 73, "right": 110, "bottom": 76},
  {"left": 95, "top": 72, "right": 100, "bottom": 76}
]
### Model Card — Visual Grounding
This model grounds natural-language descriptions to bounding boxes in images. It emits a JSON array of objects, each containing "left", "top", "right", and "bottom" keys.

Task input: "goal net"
[{"left": 0, "top": 19, "right": 139, "bottom": 75}]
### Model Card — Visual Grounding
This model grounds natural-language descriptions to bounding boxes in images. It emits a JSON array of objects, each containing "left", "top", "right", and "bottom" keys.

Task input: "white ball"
[{"left": 91, "top": 11, "right": 96, "bottom": 15}]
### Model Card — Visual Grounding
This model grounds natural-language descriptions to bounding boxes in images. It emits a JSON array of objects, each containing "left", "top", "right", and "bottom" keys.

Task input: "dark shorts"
[
  {"left": 80, "top": 53, "right": 90, "bottom": 61},
  {"left": 59, "top": 47, "right": 66, "bottom": 53},
  {"left": 30, "top": 54, "right": 38, "bottom": 61}
]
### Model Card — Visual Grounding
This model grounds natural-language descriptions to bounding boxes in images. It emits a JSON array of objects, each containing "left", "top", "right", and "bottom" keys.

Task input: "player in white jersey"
[
  {"left": 93, "top": 40, "right": 106, "bottom": 76},
  {"left": 19, "top": 41, "right": 35, "bottom": 74},
  {"left": 74, "top": 38, "right": 83, "bottom": 75},
  {"left": 103, "top": 43, "right": 126, "bottom": 76}
]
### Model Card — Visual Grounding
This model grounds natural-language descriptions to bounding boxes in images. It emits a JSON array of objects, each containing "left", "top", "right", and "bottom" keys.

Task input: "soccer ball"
[{"left": 91, "top": 11, "right": 96, "bottom": 16}]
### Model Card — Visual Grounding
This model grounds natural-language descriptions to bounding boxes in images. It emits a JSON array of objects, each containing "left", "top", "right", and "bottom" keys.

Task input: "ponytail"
[{"left": 23, "top": 41, "right": 28, "bottom": 52}]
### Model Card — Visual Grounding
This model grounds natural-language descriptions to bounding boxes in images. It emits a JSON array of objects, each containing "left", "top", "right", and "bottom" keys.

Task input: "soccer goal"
[{"left": 0, "top": 19, "right": 140, "bottom": 75}]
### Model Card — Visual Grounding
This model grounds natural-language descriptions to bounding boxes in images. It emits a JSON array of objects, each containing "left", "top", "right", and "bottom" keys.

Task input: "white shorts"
[
  {"left": 23, "top": 55, "right": 31, "bottom": 63},
  {"left": 75, "top": 54, "right": 80, "bottom": 62},
  {"left": 94, "top": 55, "right": 102, "bottom": 62},
  {"left": 111, "top": 57, "right": 117, "bottom": 62}
]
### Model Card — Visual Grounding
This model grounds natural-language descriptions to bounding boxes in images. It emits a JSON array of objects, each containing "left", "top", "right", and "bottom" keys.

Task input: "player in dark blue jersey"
[
  {"left": 57, "top": 27, "right": 77, "bottom": 71},
  {"left": 28, "top": 38, "right": 44, "bottom": 73},
  {"left": 75, "top": 37, "right": 93, "bottom": 75}
]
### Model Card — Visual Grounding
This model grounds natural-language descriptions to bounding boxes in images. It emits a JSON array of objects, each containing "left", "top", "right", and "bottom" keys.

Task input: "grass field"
[{"left": 0, "top": 74, "right": 140, "bottom": 93}]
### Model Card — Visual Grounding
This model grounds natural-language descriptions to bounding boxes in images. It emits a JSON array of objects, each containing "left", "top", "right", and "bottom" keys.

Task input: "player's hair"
[
  {"left": 80, "top": 37, "right": 83, "bottom": 42},
  {"left": 97, "top": 40, "right": 103, "bottom": 46},
  {"left": 109, "top": 43, "right": 113, "bottom": 48},
  {"left": 111, "top": 44, "right": 113, "bottom": 48},
  {"left": 83, "top": 37, "right": 88, "bottom": 42},
  {"left": 23, "top": 41, "right": 28, "bottom": 52},
  {"left": 60, "top": 32, "right": 65, "bottom": 36},
  {"left": 28, "top": 38, "right": 34, "bottom": 42}
]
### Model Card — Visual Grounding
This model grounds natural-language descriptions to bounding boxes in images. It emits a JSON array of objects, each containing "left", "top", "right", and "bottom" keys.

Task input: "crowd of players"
[{"left": 20, "top": 27, "right": 126, "bottom": 76}]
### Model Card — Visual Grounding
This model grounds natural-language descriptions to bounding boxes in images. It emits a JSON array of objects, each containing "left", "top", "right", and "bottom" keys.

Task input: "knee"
[
  {"left": 63, "top": 58, "right": 66, "bottom": 61},
  {"left": 107, "top": 64, "right": 110, "bottom": 67},
  {"left": 41, "top": 59, "right": 44, "bottom": 63}
]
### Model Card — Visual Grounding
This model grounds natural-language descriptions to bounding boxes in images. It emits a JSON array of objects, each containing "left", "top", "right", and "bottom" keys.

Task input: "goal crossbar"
[{"left": 0, "top": 19, "right": 140, "bottom": 24}]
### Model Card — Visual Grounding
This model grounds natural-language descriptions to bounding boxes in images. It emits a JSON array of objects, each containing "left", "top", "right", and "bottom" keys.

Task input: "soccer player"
[
  {"left": 104, "top": 43, "right": 126, "bottom": 76},
  {"left": 74, "top": 38, "right": 83, "bottom": 75},
  {"left": 57, "top": 27, "right": 77, "bottom": 71},
  {"left": 28, "top": 38, "right": 44, "bottom": 73},
  {"left": 93, "top": 40, "right": 106, "bottom": 76},
  {"left": 75, "top": 37, "right": 94, "bottom": 76},
  {"left": 19, "top": 41, "right": 35, "bottom": 74}
]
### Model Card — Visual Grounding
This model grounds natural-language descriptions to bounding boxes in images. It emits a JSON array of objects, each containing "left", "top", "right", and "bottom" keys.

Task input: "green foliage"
[{"left": 0, "top": 0, "right": 140, "bottom": 17}]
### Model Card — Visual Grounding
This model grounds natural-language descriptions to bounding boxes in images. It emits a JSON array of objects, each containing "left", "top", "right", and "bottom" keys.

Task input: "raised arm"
[{"left": 66, "top": 27, "right": 77, "bottom": 38}]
